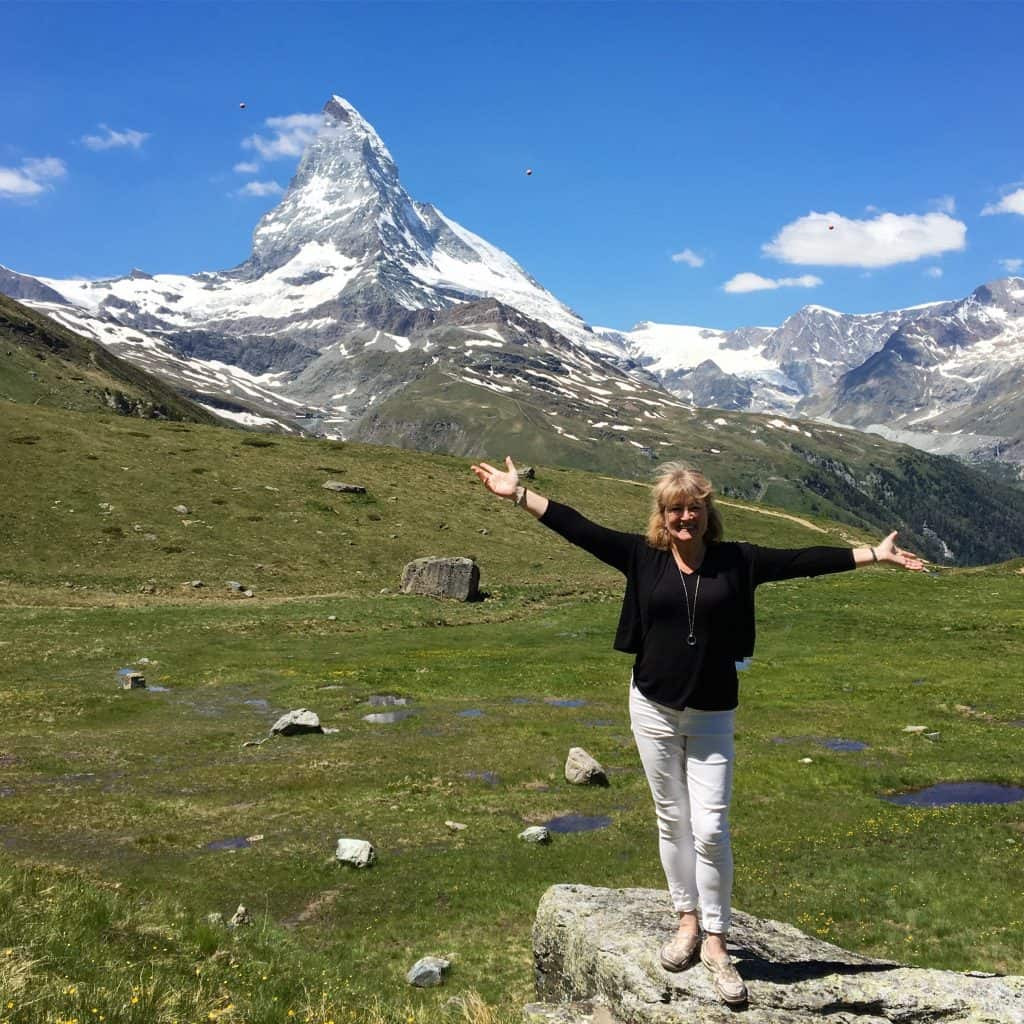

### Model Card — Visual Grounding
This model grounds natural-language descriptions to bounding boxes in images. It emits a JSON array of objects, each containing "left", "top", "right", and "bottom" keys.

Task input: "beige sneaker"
[
  {"left": 700, "top": 945, "right": 748, "bottom": 1004},
  {"left": 659, "top": 930, "right": 700, "bottom": 972}
]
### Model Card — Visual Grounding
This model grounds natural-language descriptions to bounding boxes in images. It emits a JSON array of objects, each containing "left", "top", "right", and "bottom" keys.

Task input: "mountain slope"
[{"left": 0, "top": 294, "right": 221, "bottom": 424}]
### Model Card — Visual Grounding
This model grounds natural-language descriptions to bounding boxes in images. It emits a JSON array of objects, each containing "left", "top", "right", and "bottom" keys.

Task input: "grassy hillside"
[
  {"left": 0, "top": 294, "right": 221, "bottom": 424},
  {"left": 1, "top": 400, "right": 1022, "bottom": 1024}
]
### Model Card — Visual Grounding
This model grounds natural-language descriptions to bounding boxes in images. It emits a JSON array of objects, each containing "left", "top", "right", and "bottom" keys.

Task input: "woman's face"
[{"left": 663, "top": 497, "right": 707, "bottom": 544}]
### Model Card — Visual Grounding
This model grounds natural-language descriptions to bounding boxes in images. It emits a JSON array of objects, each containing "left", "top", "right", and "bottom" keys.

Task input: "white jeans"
[{"left": 629, "top": 682, "right": 735, "bottom": 934}]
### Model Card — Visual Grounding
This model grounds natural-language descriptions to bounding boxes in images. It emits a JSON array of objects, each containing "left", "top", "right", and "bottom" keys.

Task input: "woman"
[{"left": 471, "top": 457, "right": 924, "bottom": 1005}]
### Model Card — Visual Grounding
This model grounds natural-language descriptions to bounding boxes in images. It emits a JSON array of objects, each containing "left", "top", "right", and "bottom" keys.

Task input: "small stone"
[
  {"left": 902, "top": 725, "right": 928, "bottom": 734},
  {"left": 327, "top": 615, "right": 337, "bottom": 621},
  {"left": 798, "top": 757, "right": 813, "bottom": 764},
  {"left": 270, "top": 709, "right": 322, "bottom": 736},
  {"left": 519, "top": 826, "right": 552, "bottom": 844},
  {"left": 190, "top": 580, "right": 204, "bottom": 588},
  {"left": 335, "top": 837, "right": 376, "bottom": 868},
  {"left": 445, "top": 820, "right": 468, "bottom": 832},
  {"left": 227, "top": 904, "right": 252, "bottom": 928},
  {"left": 406, "top": 955, "right": 450, "bottom": 987},
  {"left": 246, "top": 834, "right": 264, "bottom": 843},
  {"left": 173, "top": 504, "right": 190, "bottom": 515},
  {"left": 478, "top": 528, "right": 490, "bottom": 535},
  {"left": 924, "top": 732, "right": 941, "bottom": 741},
  {"left": 226, "top": 581, "right": 244, "bottom": 591},
  {"left": 242, "top": 589, "right": 254, "bottom": 598},
  {"left": 565, "top": 747, "right": 608, "bottom": 786},
  {"left": 322, "top": 481, "right": 366, "bottom": 493},
  {"left": 241, "top": 738, "right": 268, "bottom": 748},
  {"left": 321, "top": 726, "right": 340, "bottom": 734}
]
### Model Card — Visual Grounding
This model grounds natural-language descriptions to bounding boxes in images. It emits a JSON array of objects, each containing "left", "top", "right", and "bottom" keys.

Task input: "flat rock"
[
  {"left": 532, "top": 884, "right": 1024, "bottom": 1024},
  {"left": 270, "top": 709, "right": 322, "bottom": 736},
  {"left": 406, "top": 955, "right": 451, "bottom": 987},
  {"left": 322, "top": 481, "right": 366, "bottom": 493},
  {"left": 335, "top": 837, "right": 376, "bottom": 868},
  {"left": 520, "top": 826, "right": 552, "bottom": 844},
  {"left": 401, "top": 556, "right": 480, "bottom": 602}
]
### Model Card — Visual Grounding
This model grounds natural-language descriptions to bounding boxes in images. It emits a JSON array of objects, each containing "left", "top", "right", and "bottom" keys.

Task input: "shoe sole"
[{"left": 659, "top": 951, "right": 697, "bottom": 972}]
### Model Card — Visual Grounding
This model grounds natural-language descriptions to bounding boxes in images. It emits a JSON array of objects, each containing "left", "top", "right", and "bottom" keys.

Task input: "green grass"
[{"left": 1, "top": 404, "right": 1023, "bottom": 1023}]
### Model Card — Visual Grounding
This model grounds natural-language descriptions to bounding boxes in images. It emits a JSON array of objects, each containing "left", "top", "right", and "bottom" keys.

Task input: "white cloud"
[
  {"left": 763, "top": 210, "right": 966, "bottom": 268},
  {"left": 0, "top": 156, "right": 68, "bottom": 199},
  {"left": 81, "top": 124, "right": 151, "bottom": 151},
  {"left": 234, "top": 160, "right": 261, "bottom": 174},
  {"left": 1000, "top": 258, "right": 1023, "bottom": 273},
  {"left": 924, "top": 266, "right": 944, "bottom": 278},
  {"left": 722, "top": 272, "right": 823, "bottom": 294},
  {"left": 981, "top": 188, "right": 1024, "bottom": 217},
  {"left": 671, "top": 248, "right": 704, "bottom": 268},
  {"left": 931, "top": 195, "right": 956, "bottom": 214},
  {"left": 242, "top": 113, "right": 321, "bottom": 160},
  {"left": 237, "top": 180, "right": 284, "bottom": 197}
]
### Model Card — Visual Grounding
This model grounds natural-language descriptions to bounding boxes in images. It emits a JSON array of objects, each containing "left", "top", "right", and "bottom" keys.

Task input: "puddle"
[
  {"left": 145, "top": 685, "right": 170, "bottom": 693},
  {"left": 243, "top": 699, "right": 270, "bottom": 710},
  {"left": 545, "top": 698, "right": 586, "bottom": 708},
  {"left": 362, "top": 710, "right": 415, "bottom": 724},
  {"left": 819, "top": 738, "right": 869, "bottom": 752},
  {"left": 510, "top": 697, "right": 533, "bottom": 705},
  {"left": 367, "top": 695, "right": 409, "bottom": 707},
  {"left": 205, "top": 836, "right": 252, "bottom": 851},
  {"left": 583, "top": 719, "right": 614, "bottom": 727},
  {"left": 883, "top": 782, "right": 1024, "bottom": 807},
  {"left": 457, "top": 709, "right": 484, "bottom": 718},
  {"left": 55, "top": 773, "right": 98, "bottom": 786},
  {"left": 0, "top": 788, "right": 14, "bottom": 798},
  {"left": 464, "top": 770, "right": 500, "bottom": 786},
  {"left": 544, "top": 813, "right": 613, "bottom": 833}
]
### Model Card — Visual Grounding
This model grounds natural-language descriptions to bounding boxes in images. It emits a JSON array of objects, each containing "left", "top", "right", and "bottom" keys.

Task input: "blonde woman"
[{"left": 471, "top": 457, "right": 923, "bottom": 1005}]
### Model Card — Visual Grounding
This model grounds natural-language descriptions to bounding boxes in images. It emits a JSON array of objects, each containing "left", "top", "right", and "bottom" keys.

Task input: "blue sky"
[{"left": 3, "top": 1, "right": 1022, "bottom": 331}]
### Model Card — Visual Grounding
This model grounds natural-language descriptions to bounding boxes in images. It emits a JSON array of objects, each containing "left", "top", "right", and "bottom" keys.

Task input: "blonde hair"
[{"left": 646, "top": 462, "right": 723, "bottom": 549}]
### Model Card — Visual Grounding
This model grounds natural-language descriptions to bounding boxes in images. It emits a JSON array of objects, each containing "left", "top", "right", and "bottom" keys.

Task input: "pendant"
[{"left": 687, "top": 634, "right": 697, "bottom": 646}]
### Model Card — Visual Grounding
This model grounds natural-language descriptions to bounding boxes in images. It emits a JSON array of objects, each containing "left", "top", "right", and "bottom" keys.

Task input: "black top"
[{"left": 539, "top": 499, "right": 856, "bottom": 710}]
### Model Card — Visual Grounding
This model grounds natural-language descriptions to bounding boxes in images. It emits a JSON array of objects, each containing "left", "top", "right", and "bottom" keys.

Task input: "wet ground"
[{"left": 883, "top": 781, "right": 1024, "bottom": 807}]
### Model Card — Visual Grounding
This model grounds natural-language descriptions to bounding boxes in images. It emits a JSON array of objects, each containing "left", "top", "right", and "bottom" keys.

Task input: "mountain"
[{"left": 0, "top": 293, "right": 220, "bottom": 424}]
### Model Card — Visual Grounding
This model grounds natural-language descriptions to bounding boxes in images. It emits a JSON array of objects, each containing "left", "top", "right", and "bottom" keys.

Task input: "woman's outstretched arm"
[{"left": 852, "top": 532, "right": 925, "bottom": 571}]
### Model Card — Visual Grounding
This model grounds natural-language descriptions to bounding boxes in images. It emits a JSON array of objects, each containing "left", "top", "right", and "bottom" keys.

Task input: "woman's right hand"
[{"left": 471, "top": 456, "right": 519, "bottom": 499}]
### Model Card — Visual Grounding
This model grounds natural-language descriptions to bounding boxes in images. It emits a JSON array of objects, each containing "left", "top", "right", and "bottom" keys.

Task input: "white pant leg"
[
  {"left": 629, "top": 684, "right": 698, "bottom": 914},
  {"left": 629, "top": 683, "right": 735, "bottom": 932},
  {"left": 684, "top": 731, "right": 734, "bottom": 934}
]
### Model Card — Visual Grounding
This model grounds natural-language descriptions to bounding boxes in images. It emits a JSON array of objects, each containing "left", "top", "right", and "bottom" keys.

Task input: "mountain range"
[{"left": 2, "top": 93, "right": 1024, "bottom": 565}]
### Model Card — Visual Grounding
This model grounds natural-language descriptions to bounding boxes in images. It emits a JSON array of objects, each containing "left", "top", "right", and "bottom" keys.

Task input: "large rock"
[
  {"left": 532, "top": 884, "right": 1024, "bottom": 1024},
  {"left": 401, "top": 557, "right": 480, "bottom": 602},
  {"left": 335, "top": 838, "right": 376, "bottom": 868}
]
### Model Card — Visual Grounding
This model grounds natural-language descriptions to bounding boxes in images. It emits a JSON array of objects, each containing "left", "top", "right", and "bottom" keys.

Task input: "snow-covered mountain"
[{"left": 2, "top": 93, "right": 1022, "bottom": 468}]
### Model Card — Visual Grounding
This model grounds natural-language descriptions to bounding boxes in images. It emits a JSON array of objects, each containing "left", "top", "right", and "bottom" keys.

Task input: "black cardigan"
[{"left": 540, "top": 499, "right": 855, "bottom": 674}]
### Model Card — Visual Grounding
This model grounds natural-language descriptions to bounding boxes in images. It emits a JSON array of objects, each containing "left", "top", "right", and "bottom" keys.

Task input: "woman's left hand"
[{"left": 875, "top": 531, "right": 926, "bottom": 571}]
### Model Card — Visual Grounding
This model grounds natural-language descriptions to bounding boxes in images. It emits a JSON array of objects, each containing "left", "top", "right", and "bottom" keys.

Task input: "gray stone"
[
  {"left": 335, "top": 837, "right": 376, "bottom": 868},
  {"left": 406, "top": 955, "right": 451, "bottom": 987},
  {"left": 902, "top": 725, "right": 929, "bottom": 734},
  {"left": 445, "top": 820, "right": 468, "bottom": 832},
  {"left": 269, "top": 708, "right": 322, "bottom": 736},
  {"left": 523, "top": 1001, "right": 619, "bottom": 1024},
  {"left": 227, "top": 904, "right": 252, "bottom": 928},
  {"left": 401, "top": 556, "right": 480, "bottom": 602},
  {"left": 173, "top": 505, "right": 190, "bottom": 515},
  {"left": 565, "top": 747, "right": 608, "bottom": 786},
  {"left": 226, "top": 580, "right": 244, "bottom": 591},
  {"left": 322, "top": 481, "right": 366, "bottom": 493},
  {"left": 532, "top": 884, "right": 1024, "bottom": 1024},
  {"left": 520, "top": 826, "right": 552, "bottom": 844}
]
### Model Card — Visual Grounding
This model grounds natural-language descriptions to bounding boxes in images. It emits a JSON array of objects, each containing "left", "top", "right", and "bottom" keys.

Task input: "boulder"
[
  {"left": 564, "top": 747, "right": 608, "bottom": 786},
  {"left": 406, "top": 955, "right": 451, "bottom": 987},
  {"left": 532, "top": 884, "right": 1024, "bottom": 1024},
  {"left": 401, "top": 557, "right": 480, "bottom": 602},
  {"left": 322, "top": 481, "right": 366, "bottom": 494},
  {"left": 269, "top": 709, "right": 322, "bottom": 736},
  {"left": 335, "top": 837, "right": 376, "bottom": 868}
]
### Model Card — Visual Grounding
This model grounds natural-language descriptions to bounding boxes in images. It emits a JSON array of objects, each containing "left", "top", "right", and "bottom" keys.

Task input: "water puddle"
[
  {"left": 509, "top": 697, "right": 533, "bottom": 705},
  {"left": 583, "top": 719, "right": 614, "bottom": 727},
  {"left": 243, "top": 698, "right": 270, "bottom": 710},
  {"left": 0, "top": 788, "right": 15, "bottom": 798},
  {"left": 819, "top": 738, "right": 869, "bottom": 752},
  {"left": 544, "top": 813, "right": 613, "bottom": 833},
  {"left": 146, "top": 685, "right": 171, "bottom": 693},
  {"left": 464, "top": 770, "right": 500, "bottom": 786},
  {"left": 205, "top": 836, "right": 252, "bottom": 851},
  {"left": 362, "top": 710, "right": 415, "bottom": 724},
  {"left": 457, "top": 709, "right": 484, "bottom": 718},
  {"left": 367, "top": 695, "right": 409, "bottom": 707},
  {"left": 883, "top": 782, "right": 1024, "bottom": 807},
  {"left": 545, "top": 698, "right": 586, "bottom": 708}
]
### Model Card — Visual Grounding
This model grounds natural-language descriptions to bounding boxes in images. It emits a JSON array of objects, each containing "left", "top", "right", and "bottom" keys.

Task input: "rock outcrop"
[{"left": 531, "top": 885, "right": 1024, "bottom": 1023}]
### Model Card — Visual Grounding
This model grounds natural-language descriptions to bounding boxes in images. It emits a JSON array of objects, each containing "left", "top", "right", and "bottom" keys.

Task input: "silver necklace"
[{"left": 676, "top": 565, "right": 701, "bottom": 646}]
